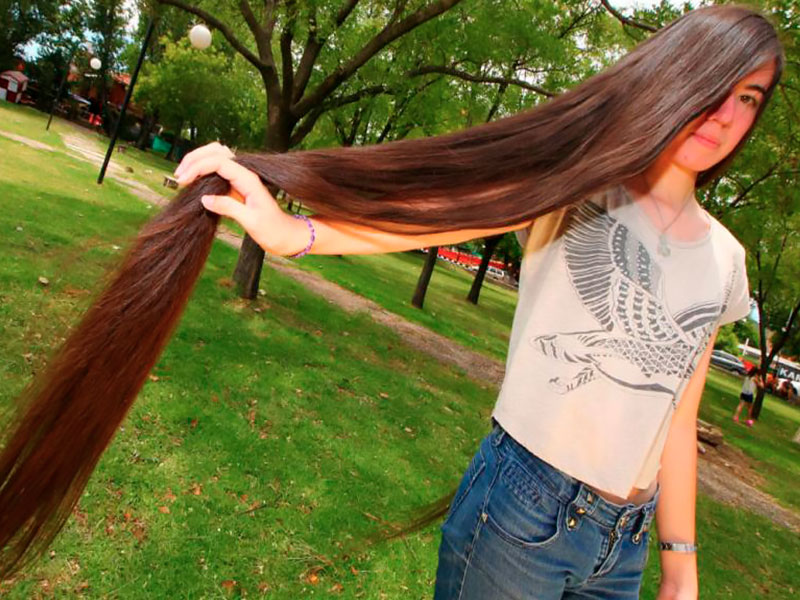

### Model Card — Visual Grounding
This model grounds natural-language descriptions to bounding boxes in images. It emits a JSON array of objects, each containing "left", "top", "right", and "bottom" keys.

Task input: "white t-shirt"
[
  {"left": 741, "top": 377, "right": 756, "bottom": 396},
  {"left": 493, "top": 184, "right": 750, "bottom": 497}
]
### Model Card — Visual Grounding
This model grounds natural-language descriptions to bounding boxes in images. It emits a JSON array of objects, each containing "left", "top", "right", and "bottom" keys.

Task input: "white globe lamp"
[
  {"left": 189, "top": 24, "right": 212, "bottom": 50},
  {"left": 89, "top": 57, "right": 102, "bottom": 70}
]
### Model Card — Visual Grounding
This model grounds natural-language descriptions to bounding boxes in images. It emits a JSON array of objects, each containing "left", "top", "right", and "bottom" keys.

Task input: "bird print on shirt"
[{"left": 531, "top": 198, "right": 733, "bottom": 397}]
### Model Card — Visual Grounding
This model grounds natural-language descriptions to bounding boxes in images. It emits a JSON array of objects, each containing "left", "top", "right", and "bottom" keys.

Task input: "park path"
[{"left": 2, "top": 126, "right": 798, "bottom": 534}]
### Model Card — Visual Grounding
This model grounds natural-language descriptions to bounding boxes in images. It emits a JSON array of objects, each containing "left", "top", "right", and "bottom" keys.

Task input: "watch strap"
[{"left": 659, "top": 541, "right": 697, "bottom": 552}]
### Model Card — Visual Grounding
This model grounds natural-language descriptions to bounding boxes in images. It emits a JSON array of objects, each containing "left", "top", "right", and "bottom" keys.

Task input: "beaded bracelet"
[
  {"left": 659, "top": 541, "right": 697, "bottom": 553},
  {"left": 287, "top": 213, "right": 316, "bottom": 258}
]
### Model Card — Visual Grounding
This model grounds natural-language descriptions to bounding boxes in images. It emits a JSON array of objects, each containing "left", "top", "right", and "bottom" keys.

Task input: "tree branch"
[
  {"left": 600, "top": 0, "right": 657, "bottom": 33},
  {"left": 291, "top": 0, "right": 464, "bottom": 118},
  {"left": 280, "top": 0, "right": 298, "bottom": 100},
  {"left": 335, "top": 0, "right": 361, "bottom": 28},
  {"left": 289, "top": 85, "right": 390, "bottom": 147},
  {"left": 292, "top": 8, "right": 324, "bottom": 103},
  {"left": 728, "top": 161, "right": 781, "bottom": 210},
  {"left": 238, "top": 0, "right": 277, "bottom": 75},
  {"left": 263, "top": 0, "right": 277, "bottom": 36},
  {"left": 408, "top": 64, "right": 554, "bottom": 97},
  {"left": 558, "top": 6, "right": 594, "bottom": 39},
  {"left": 156, "top": 0, "right": 268, "bottom": 71}
]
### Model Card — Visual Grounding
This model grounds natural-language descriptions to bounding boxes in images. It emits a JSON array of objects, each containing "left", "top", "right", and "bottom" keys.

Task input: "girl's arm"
[
  {"left": 654, "top": 329, "right": 717, "bottom": 600},
  {"left": 286, "top": 214, "right": 532, "bottom": 256}
]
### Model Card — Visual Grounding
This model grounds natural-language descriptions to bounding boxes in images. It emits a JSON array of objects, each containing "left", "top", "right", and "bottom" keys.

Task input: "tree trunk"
[
  {"left": 412, "top": 248, "right": 439, "bottom": 309},
  {"left": 166, "top": 119, "right": 184, "bottom": 162},
  {"left": 232, "top": 91, "right": 293, "bottom": 299},
  {"left": 467, "top": 235, "right": 502, "bottom": 305},
  {"left": 136, "top": 111, "right": 156, "bottom": 150}
]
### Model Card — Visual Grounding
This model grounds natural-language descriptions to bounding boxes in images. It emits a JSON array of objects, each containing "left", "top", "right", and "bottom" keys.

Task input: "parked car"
[
  {"left": 710, "top": 350, "right": 747, "bottom": 375},
  {"left": 776, "top": 378, "right": 800, "bottom": 397}
]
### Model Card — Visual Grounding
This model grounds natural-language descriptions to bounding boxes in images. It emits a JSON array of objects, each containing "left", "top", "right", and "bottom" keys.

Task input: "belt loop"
[
  {"left": 491, "top": 420, "right": 506, "bottom": 447},
  {"left": 633, "top": 505, "right": 652, "bottom": 536}
]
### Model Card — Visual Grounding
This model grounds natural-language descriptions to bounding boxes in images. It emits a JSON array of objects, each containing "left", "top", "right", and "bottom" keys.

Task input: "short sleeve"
[
  {"left": 718, "top": 247, "right": 751, "bottom": 326},
  {"left": 514, "top": 223, "right": 533, "bottom": 249}
]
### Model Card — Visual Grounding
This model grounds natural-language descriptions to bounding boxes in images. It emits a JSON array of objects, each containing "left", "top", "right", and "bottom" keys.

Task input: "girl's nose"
[{"left": 708, "top": 93, "right": 736, "bottom": 125}]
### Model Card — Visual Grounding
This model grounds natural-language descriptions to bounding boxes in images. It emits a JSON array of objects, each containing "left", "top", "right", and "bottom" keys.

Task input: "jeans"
[{"left": 434, "top": 420, "right": 660, "bottom": 599}]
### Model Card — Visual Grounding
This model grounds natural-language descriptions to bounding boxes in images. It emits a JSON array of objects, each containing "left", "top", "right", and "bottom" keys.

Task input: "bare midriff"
[{"left": 586, "top": 478, "right": 659, "bottom": 507}]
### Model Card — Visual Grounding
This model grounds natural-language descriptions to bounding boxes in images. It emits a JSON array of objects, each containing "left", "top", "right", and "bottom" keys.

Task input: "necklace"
[{"left": 643, "top": 183, "right": 696, "bottom": 258}]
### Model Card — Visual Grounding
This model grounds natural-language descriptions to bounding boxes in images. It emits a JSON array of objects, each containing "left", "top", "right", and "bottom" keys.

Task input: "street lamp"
[
  {"left": 188, "top": 24, "right": 212, "bottom": 49},
  {"left": 45, "top": 44, "right": 101, "bottom": 131},
  {"left": 97, "top": 20, "right": 212, "bottom": 184}
]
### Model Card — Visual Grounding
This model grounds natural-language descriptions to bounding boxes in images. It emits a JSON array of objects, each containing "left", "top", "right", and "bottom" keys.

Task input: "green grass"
[
  {"left": 700, "top": 368, "right": 800, "bottom": 514},
  {"left": 297, "top": 251, "right": 519, "bottom": 362},
  {"left": 55, "top": 119, "right": 180, "bottom": 198},
  {"left": 0, "top": 116, "right": 494, "bottom": 598},
  {"left": 0, "top": 101, "right": 66, "bottom": 149},
  {"left": 0, "top": 103, "right": 798, "bottom": 598}
]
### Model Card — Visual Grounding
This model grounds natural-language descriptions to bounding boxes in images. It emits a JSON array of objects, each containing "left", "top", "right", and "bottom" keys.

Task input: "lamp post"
[
  {"left": 46, "top": 44, "right": 101, "bottom": 131},
  {"left": 97, "top": 21, "right": 212, "bottom": 184}
]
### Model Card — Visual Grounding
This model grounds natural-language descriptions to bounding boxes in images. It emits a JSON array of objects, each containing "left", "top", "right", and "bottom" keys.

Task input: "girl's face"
[{"left": 667, "top": 62, "right": 776, "bottom": 174}]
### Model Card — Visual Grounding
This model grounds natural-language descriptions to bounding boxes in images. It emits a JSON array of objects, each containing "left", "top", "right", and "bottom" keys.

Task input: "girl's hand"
[{"left": 173, "top": 142, "right": 308, "bottom": 255}]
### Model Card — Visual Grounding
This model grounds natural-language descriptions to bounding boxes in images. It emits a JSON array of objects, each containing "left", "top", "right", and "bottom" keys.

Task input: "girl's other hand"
[{"left": 172, "top": 142, "right": 307, "bottom": 256}]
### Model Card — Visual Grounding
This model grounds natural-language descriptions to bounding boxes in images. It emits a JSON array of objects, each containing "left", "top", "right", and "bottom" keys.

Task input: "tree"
[
  {"left": 87, "top": 0, "right": 131, "bottom": 134},
  {"left": 705, "top": 0, "right": 800, "bottom": 419},
  {"left": 466, "top": 234, "right": 502, "bottom": 305},
  {"left": 0, "top": 0, "right": 62, "bottom": 70},
  {"left": 725, "top": 183, "right": 800, "bottom": 419},
  {"left": 150, "top": 0, "right": 632, "bottom": 299},
  {"left": 412, "top": 247, "right": 439, "bottom": 310},
  {"left": 134, "top": 37, "right": 266, "bottom": 151}
]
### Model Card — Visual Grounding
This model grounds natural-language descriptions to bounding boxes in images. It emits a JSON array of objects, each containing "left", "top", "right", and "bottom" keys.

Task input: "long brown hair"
[{"left": 0, "top": 4, "right": 783, "bottom": 578}]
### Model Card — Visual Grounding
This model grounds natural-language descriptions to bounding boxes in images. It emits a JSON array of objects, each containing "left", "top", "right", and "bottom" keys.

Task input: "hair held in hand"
[{"left": 0, "top": 5, "right": 782, "bottom": 578}]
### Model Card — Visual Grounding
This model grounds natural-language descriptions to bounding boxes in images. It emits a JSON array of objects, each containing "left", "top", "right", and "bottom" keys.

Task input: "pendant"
[{"left": 658, "top": 234, "right": 671, "bottom": 257}]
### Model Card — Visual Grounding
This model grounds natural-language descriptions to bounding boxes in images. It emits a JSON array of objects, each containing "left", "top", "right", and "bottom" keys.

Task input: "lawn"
[
  {"left": 0, "top": 103, "right": 798, "bottom": 598},
  {"left": 297, "top": 251, "right": 519, "bottom": 362}
]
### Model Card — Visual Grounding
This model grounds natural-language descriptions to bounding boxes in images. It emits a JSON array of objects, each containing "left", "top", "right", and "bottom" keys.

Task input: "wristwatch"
[{"left": 659, "top": 541, "right": 698, "bottom": 553}]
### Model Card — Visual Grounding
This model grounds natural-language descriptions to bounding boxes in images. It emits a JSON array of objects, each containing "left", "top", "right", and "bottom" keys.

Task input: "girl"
[
  {"left": 733, "top": 366, "right": 763, "bottom": 426},
  {"left": 0, "top": 5, "right": 782, "bottom": 600},
  {"left": 171, "top": 7, "right": 780, "bottom": 600}
]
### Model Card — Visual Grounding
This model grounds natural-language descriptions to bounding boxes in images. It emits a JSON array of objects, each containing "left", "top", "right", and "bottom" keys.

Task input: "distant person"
[
  {"left": 733, "top": 366, "right": 763, "bottom": 427},
  {"left": 780, "top": 380, "right": 798, "bottom": 405}
]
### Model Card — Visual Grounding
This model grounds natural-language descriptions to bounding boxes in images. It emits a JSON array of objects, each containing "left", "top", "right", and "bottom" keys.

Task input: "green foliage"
[
  {"left": 134, "top": 36, "right": 266, "bottom": 147},
  {"left": 714, "top": 322, "right": 741, "bottom": 355},
  {"left": 0, "top": 0, "right": 62, "bottom": 70},
  {"left": 733, "top": 318, "right": 760, "bottom": 348}
]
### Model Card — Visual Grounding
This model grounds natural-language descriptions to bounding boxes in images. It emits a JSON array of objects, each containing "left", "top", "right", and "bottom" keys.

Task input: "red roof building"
[{"left": 0, "top": 71, "right": 29, "bottom": 103}]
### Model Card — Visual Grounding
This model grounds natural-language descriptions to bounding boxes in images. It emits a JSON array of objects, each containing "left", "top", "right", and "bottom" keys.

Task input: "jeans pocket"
[
  {"left": 484, "top": 457, "right": 564, "bottom": 549},
  {"left": 446, "top": 443, "right": 487, "bottom": 521}
]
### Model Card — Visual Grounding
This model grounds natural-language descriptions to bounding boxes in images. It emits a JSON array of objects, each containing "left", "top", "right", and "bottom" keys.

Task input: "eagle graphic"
[{"left": 531, "top": 198, "right": 731, "bottom": 397}]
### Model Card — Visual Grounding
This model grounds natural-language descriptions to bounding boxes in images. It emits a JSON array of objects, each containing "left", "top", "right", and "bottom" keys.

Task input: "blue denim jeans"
[{"left": 434, "top": 420, "right": 660, "bottom": 599}]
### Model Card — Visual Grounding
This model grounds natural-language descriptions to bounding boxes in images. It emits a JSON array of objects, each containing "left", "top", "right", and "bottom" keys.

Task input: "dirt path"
[
  {"left": 59, "top": 127, "right": 168, "bottom": 205},
  {"left": 0, "top": 130, "right": 57, "bottom": 152},
  {"left": 3, "top": 126, "right": 798, "bottom": 534}
]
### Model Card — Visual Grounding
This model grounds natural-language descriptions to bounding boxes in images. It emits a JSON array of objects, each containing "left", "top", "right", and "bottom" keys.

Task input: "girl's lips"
[{"left": 692, "top": 132, "right": 720, "bottom": 148}]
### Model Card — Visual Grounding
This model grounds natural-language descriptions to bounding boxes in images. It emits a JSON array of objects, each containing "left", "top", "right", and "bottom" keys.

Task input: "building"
[{"left": 0, "top": 71, "right": 29, "bottom": 103}]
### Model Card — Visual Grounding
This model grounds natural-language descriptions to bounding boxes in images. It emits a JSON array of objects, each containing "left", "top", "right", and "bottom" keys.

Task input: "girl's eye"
[{"left": 739, "top": 94, "right": 759, "bottom": 108}]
